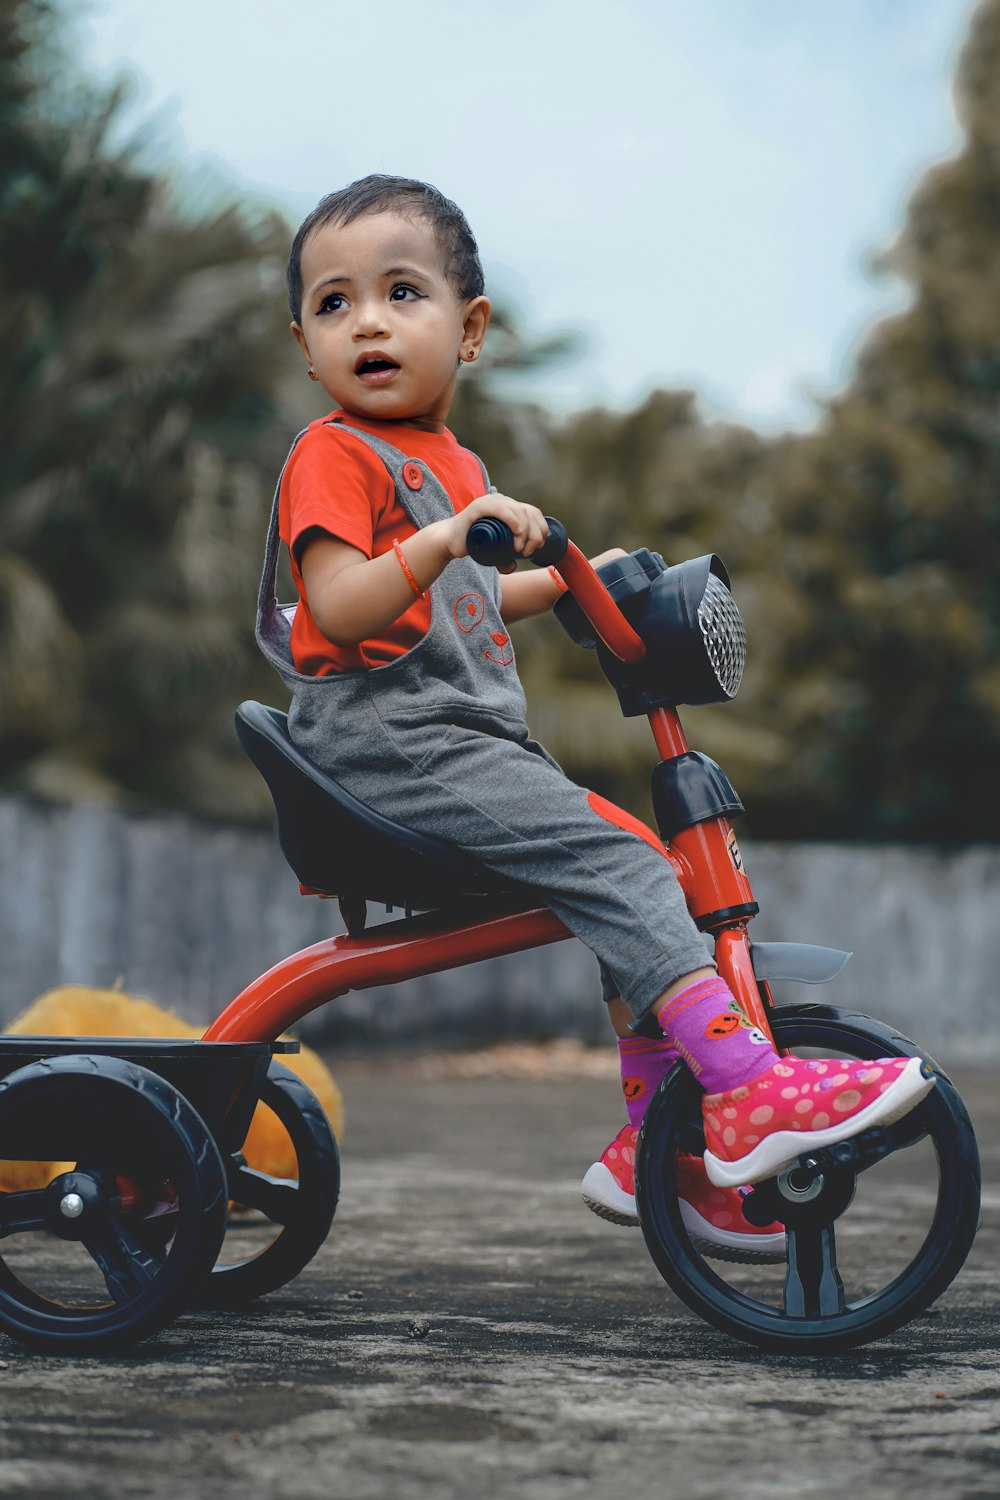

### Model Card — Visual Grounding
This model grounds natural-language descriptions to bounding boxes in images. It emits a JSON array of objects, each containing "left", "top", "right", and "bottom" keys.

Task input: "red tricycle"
[{"left": 0, "top": 521, "right": 981, "bottom": 1354}]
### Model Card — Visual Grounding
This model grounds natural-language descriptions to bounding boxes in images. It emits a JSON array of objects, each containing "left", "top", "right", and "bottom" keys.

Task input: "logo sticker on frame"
[{"left": 727, "top": 829, "right": 745, "bottom": 874}]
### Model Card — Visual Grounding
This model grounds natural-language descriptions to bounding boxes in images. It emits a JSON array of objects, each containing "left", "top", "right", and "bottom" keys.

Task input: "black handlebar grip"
[
  {"left": 466, "top": 516, "right": 568, "bottom": 569},
  {"left": 466, "top": 517, "right": 518, "bottom": 567},
  {"left": 530, "top": 518, "right": 569, "bottom": 567}
]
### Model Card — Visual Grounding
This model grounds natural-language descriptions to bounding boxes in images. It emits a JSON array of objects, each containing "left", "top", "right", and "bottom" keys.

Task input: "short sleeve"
[{"left": 279, "top": 424, "right": 394, "bottom": 561}]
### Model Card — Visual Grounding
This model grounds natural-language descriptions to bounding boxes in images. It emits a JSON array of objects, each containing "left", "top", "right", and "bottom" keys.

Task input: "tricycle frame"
[{"left": 0, "top": 529, "right": 981, "bottom": 1355}]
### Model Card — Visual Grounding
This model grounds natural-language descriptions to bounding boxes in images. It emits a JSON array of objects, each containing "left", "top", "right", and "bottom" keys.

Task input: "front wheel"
[{"left": 634, "top": 1004, "right": 981, "bottom": 1353}]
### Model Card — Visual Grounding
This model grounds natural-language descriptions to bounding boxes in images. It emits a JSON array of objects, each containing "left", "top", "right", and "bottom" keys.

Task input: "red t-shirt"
[{"left": 278, "top": 411, "right": 488, "bottom": 675}]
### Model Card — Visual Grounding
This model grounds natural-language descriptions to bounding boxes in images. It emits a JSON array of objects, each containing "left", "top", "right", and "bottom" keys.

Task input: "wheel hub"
[{"left": 44, "top": 1172, "right": 111, "bottom": 1240}]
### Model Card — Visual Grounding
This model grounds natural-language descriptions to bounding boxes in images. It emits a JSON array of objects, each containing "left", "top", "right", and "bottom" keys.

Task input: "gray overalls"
[{"left": 256, "top": 421, "right": 709, "bottom": 1019}]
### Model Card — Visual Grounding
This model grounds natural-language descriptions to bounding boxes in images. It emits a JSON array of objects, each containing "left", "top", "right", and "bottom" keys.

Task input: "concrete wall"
[{"left": 2, "top": 794, "right": 996, "bottom": 1064}]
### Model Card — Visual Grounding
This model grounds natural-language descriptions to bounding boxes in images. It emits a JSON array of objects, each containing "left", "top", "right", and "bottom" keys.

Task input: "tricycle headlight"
[
  {"left": 697, "top": 568, "right": 746, "bottom": 701},
  {"left": 555, "top": 550, "right": 747, "bottom": 714}
]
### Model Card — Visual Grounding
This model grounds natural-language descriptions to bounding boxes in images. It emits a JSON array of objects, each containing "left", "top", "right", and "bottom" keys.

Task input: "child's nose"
[{"left": 352, "top": 299, "right": 389, "bottom": 338}]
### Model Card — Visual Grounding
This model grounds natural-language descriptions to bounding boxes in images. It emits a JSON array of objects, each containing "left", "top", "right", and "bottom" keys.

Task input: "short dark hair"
[{"left": 286, "top": 174, "right": 485, "bottom": 322}]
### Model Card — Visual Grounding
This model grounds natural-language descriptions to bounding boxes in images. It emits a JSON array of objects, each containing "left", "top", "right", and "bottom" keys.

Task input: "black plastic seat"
[{"left": 235, "top": 701, "right": 513, "bottom": 913}]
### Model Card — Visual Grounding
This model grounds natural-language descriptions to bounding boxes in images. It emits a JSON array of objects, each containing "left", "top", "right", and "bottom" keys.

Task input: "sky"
[{"left": 78, "top": 0, "right": 977, "bottom": 431}]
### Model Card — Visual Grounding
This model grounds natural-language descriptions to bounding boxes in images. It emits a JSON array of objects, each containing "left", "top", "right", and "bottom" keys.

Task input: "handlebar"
[
  {"left": 467, "top": 516, "right": 569, "bottom": 569},
  {"left": 466, "top": 515, "right": 646, "bottom": 665}
]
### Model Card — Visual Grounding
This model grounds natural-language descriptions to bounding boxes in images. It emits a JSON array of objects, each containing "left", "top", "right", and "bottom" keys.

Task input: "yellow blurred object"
[{"left": 0, "top": 986, "right": 344, "bottom": 1191}]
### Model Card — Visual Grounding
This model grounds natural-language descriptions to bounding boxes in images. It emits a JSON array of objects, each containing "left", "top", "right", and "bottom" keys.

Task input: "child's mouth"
[{"left": 355, "top": 356, "right": 400, "bottom": 386}]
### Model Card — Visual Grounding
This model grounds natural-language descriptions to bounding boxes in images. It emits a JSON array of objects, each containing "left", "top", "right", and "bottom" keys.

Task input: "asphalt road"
[{"left": 0, "top": 1057, "right": 996, "bottom": 1500}]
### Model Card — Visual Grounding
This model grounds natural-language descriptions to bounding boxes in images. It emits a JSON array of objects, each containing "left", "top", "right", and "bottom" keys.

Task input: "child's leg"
[
  {"left": 330, "top": 722, "right": 933, "bottom": 1189},
  {"left": 328, "top": 723, "right": 716, "bottom": 1010},
  {"left": 578, "top": 1008, "right": 678, "bottom": 1225}
]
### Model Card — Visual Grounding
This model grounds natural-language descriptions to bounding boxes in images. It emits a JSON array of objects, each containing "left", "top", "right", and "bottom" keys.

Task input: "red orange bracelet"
[{"left": 392, "top": 538, "right": 426, "bottom": 599}]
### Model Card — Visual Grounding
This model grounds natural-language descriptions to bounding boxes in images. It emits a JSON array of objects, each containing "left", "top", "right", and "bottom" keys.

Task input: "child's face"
[{"left": 291, "top": 211, "right": 489, "bottom": 432}]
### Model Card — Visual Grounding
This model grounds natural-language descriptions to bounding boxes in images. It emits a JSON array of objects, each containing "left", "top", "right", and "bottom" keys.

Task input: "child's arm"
[
  {"left": 300, "top": 494, "right": 549, "bottom": 648},
  {"left": 499, "top": 548, "right": 629, "bottom": 624}
]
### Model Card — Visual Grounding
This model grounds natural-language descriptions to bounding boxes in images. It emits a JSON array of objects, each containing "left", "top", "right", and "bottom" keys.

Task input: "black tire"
[
  {"left": 196, "top": 1062, "right": 339, "bottom": 1307},
  {"left": 0, "top": 1055, "right": 228, "bottom": 1353},
  {"left": 634, "top": 1004, "right": 981, "bottom": 1354}
]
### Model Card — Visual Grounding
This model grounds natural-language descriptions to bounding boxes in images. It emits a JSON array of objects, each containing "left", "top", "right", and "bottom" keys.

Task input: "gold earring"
[{"left": 308, "top": 369, "right": 319, "bottom": 381}]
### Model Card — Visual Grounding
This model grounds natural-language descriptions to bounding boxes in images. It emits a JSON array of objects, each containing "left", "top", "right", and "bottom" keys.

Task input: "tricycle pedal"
[{"left": 791, "top": 1125, "right": 897, "bottom": 1183}]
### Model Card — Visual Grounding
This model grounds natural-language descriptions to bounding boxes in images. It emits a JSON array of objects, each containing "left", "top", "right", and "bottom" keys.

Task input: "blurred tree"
[
  {"left": 493, "top": 387, "right": 784, "bottom": 810},
  {"left": 448, "top": 304, "right": 581, "bottom": 498},
  {"left": 0, "top": 0, "right": 301, "bottom": 817},
  {"left": 485, "top": 0, "right": 1000, "bottom": 842},
  {"left": 743, "top": 0, "right": 1000, "bottom": 839},
  {"left": 3, "top": 0, "right": 998, "bottom": 846}
]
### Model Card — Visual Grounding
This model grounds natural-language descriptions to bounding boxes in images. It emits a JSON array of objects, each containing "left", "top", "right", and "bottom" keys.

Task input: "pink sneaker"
[
  {"left": 703, "top": 1055, "right": 936, "bottom": 1189},
  {"left": 581, "top": 1127, "right": 786, "bottom": 1263},
  {"left": 581, "top": 1125, "right": 640, "bottom": 1226},
  {"left": 675, "top": 1153, "right": 785, "bottom": 1264}
]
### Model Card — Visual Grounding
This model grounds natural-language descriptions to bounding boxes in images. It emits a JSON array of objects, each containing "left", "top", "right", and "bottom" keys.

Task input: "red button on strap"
[{"left": 403, "top": 462, "right": 423, "bottom": 490}]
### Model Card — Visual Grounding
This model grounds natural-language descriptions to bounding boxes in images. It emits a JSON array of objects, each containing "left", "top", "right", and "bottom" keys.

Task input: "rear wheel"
[
  {"left": 635, "top": 1004, "right": 981, "bottom": 1353},
  {"left": 0, "top": 1055, "right": 228, "bottom": 1352},
  {"left": 197, "top": 1062, "right": 340, "bottom": 1307}
]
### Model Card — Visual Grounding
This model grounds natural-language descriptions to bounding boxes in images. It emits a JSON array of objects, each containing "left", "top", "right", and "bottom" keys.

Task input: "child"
[{"left": 256, "top": 173, "right": 934, "bottom": 1260}]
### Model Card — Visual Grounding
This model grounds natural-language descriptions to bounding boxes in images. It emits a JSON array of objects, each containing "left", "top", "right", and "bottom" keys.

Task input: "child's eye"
[
  {"left": 317, "top": 292, "right": 346, "bottom": 315},
  {"left": 389, "top": 283, "right": 422, "bottom": 302}
]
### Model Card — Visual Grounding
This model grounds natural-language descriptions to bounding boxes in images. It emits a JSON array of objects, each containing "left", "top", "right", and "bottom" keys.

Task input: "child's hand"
[{"left": 433, "top": 495, "right": 549, "bottom": 573}]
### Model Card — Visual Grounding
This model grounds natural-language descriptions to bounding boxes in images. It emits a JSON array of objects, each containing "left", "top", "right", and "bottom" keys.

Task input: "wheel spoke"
[
  {"left": 0, "top": 1190, "right": 48, "bottom": 1239},
  {"left": 227, "top": 1164, "right": 299, "bottom": 1225},
  {"left": 83, "top": 1218, "right": 162, "bottom": 1304},
  {"left": 783, "top": 1224, "right": 845, "bottom": 1319}
]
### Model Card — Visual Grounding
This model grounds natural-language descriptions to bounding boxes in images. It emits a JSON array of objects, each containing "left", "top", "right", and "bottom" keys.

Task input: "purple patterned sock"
[
  {"left": 657, "top": 976, "right": 778, "bottom": 1094},
  {"left": 618, "top": 1036, "right": 680, "bottom": 1127}
]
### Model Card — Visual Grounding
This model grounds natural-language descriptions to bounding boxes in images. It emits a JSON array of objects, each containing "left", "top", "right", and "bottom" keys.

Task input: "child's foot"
[
  {"left": 580, "top": 1125, "right": 639, "bottom": 1226},
  {"left": 703, "top": 1055, "right": 935, "bottom": 1189},
  {"left": 675, "top": 1153, "right": 785, "bottom": 1264},
  {"left": 580, "top": 1127, "right": 786, "bottom": 1263}
]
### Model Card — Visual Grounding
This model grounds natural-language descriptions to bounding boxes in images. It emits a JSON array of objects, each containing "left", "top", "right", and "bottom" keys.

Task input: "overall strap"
[
  {"left": 257, "top": 426, "right": 310, "bottom": 672},
  {"left": 256, "top": 421, "right": 495, "bottom": 673}
]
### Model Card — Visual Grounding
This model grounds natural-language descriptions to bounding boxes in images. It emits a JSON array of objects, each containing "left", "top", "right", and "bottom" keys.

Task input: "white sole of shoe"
[
  {"left": 679, "top": 1201, "right": 786, "bottom": 1264},
  {"left": 581, "top": 1162, "right": 788, "bottom": 1263},
  {"left": 580, "top": 1161, "right": 638, "bottom": 1226},
  {"left": 704, "top": 1055, "right": 935, "bottom": 1189}
]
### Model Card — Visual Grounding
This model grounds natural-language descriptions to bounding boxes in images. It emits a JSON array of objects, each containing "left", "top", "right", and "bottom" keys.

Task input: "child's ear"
[
  {"left": 291, "top": 321, "right": 312, "bottom": 364},
  {"left": 461, "top": 296, "right": 491, "bottom": 360}
]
